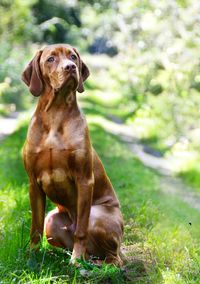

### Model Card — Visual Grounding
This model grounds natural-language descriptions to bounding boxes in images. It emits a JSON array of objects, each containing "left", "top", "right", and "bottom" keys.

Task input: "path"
[
  {"left": 98, "top": 116, "right": 200, "bottom": 211},
  {"left": 0, "top": 112, "right": 20, "bottom": 140}
]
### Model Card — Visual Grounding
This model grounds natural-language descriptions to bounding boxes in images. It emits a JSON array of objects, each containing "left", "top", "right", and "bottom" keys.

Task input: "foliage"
[
  {"left": 84, "top": 0, "right": 200, "bottom": 189},
  {"left": 83, "top": 1, "right": 200, "bottom": 169},
  {"left": 32, "top": 0, "right": 81, "bottom": 44},
  {"left": 0, "top": 0, "right": 37, "bottom": 43},
  {"left": 0, "top": 0, "right": 35, "bottom": 109}
]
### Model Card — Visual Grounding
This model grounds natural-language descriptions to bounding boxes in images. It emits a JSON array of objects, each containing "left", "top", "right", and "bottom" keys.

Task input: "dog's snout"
[{"left": 64, "top": 63, "right": 76, "bottom": 72}]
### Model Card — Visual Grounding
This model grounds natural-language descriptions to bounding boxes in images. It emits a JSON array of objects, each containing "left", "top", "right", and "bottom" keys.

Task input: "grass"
[
  {"left": 0, "top": 103, "right": 200, "bottom": 283},
  {"left": 0, "top": 66, "right": 200, "bottom": 282}
]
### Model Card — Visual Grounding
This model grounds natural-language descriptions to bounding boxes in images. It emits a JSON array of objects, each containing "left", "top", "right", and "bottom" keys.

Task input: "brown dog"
[{"left": 22, "top": 44, "right": 124, "bottom": 265}]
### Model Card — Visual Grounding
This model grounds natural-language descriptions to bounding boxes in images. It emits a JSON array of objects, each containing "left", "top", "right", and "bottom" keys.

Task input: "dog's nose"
[{"left": 64, "top": 63, "right": 76, "bottom": 72}]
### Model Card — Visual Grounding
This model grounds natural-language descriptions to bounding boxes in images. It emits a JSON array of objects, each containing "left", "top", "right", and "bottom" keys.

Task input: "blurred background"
[
  {"left": 1, "top": 1, "right": 200, "bottom": 282},
  {"left": 0, "top": 0, "right": 200, "bottom": 189}
]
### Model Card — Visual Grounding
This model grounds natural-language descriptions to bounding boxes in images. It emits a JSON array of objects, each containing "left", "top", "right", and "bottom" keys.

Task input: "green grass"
[
  {"left": 0, "top": 107, "right": 200, "bottom": 283},
  {"left": 179, "top": 167, "right": 200, "bottom": 193}
]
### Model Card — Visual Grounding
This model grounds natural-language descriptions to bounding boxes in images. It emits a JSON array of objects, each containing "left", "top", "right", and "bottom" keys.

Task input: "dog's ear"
[
  {"left": 22, "top": 50, "right": 43, "bottom": 97},
  {"left": 73, "top": 48, "right": 90, "bottom": 93}
]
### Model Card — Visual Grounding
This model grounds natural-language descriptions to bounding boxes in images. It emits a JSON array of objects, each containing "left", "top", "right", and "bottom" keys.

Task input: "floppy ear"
[
  {"left": 73, "top": 48, "right": 90, "bottom": 93},
  {"left": 22, "top": 50, "right": 43, "bottom": 97}
]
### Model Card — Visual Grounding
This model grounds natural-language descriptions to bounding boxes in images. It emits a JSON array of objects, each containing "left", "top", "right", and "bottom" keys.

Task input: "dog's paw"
[
  {"left": 69, "top": 256, "right": 81, "bottom": 267},
  {"left": 69, "top": 248, "right": 87, "bottom": 267}
]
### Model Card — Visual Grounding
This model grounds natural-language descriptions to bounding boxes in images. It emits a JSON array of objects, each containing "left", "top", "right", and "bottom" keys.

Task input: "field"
[{"left": 0, "top": 89, "right": 200, "bottom": 283}]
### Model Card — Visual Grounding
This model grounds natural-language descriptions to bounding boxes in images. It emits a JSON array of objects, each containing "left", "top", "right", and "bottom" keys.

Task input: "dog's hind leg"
[{"left": 44, "top": 208, "right": 74, "bottom": 249}]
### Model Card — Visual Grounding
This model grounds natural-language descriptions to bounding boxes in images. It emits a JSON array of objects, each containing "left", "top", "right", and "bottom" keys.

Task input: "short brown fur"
[{"left": 22, "top": 44, "right": 124, "bottom": 265}]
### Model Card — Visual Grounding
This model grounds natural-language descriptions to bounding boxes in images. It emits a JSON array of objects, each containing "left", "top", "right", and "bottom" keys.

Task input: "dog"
[{"left": 22, "top": 44, "right": 124, "bottom": 265}]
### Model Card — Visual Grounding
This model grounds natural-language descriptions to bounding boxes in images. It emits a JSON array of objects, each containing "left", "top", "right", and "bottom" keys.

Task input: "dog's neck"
[
  {"left": 37, "top": 86, "right": 79, "bottom": 113},
  {"left": 35, "top": 87, "right": 81, "bottom": 131}
]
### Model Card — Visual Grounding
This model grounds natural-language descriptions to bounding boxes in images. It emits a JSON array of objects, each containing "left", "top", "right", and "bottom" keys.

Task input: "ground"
[{"left": 0, "top": 95, "right": 200, "bottom": 283}]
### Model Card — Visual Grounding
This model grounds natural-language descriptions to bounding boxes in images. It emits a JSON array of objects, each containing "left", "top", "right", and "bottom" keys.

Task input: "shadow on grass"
[
  {"left": 140, "top": 135, "right": 171, "bottom": 157},
  {"left": 0, "top": 120, "right": 161, "bottom": 283},
  {"left": 81, "top": 96, "right": 130, "bottom": 122}
]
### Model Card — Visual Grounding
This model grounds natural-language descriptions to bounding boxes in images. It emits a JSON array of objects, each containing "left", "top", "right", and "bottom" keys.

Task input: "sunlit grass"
[{"left": 1, "top": 96, "right": 200, "bottom": 282}]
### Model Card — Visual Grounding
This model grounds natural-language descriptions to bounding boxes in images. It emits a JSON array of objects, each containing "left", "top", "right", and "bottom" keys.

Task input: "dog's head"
[{"left": 22, "top": 44, "right": 90, "bottom": 96}]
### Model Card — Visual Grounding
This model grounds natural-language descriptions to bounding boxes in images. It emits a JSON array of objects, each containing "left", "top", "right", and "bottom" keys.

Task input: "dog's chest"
[
  {"left": 32, "top": 147, "right": 78, "bottom": 209},
  {"left": 28, "top": 116, "right": 84, "bottom": 152},
  {"left": 38, "top": 165, "right": 77, "bottom": 209},
  {"left": 43, "top": 129, "right": 65, "bottom": 149},
  {"left": 25, "top": 123, "right": 84, "bottom": 208}
]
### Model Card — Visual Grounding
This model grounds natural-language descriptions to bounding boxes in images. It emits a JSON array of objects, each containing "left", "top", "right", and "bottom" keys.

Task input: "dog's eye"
[
  {"left": 71, "top": 54, "right": 77, "bottom": 61},
  {"left": 47, "top": 56, "right": 55, "bottom": 63}
]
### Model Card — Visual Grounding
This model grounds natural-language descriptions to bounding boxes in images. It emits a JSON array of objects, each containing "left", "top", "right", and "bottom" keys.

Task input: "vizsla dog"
[{"left": 22, "top": 44, "right": 124, "bottom": 265}]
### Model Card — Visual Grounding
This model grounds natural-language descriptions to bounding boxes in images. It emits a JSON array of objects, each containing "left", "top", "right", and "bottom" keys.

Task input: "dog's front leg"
[
  {"left": 29, "top": 179, "right": 46, "bottom": 250},
  {"left": 71, "top": 177, "right": 94, "bottom": 263}
]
